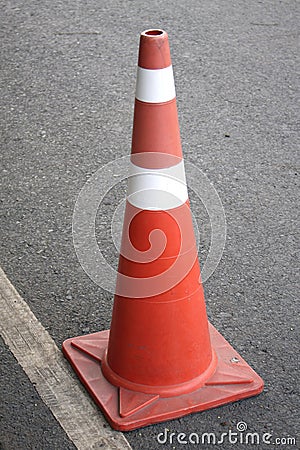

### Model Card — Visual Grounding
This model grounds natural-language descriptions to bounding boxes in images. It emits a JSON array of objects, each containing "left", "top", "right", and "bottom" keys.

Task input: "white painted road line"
[{"left": 0, "top": 267, "right": 132, "bottom": 450}]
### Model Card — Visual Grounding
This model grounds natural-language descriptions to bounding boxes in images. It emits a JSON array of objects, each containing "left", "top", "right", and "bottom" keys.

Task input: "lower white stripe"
[
  {"left": 135, "top": 65, "right": 176, "bottom": 103},
  {"left": 0, "top": 267, "right": 131, "bottom": 450},
  {"left": 127, "top": 160, "right": 188, "bottom": 210}
]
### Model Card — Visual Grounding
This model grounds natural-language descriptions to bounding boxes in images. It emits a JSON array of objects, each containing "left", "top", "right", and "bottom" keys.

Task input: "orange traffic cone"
[{"left": 63, "top": 29, "right": 264, "bottom": 431}]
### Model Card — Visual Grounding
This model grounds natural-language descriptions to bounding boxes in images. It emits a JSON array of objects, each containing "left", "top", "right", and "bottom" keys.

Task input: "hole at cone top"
[{"left": 144, "top": 29, "right": 164, "bottom": 36}]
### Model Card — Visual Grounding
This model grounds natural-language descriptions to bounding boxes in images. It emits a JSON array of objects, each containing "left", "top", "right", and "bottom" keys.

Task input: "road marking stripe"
[
  {"left": 0, "top": 267, "right": 132, "bottom": 450},
  {"left": 135, "top": 65, "right": 176, "bottom": 103}
]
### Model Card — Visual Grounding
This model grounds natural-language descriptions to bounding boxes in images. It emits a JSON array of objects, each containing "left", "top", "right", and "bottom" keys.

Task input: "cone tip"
[
  {"left": 138, "top": 29, "right": 171, "bottom": 69},
  {"left": 141, "top": 29, "right": 167, "bottom": 37}
]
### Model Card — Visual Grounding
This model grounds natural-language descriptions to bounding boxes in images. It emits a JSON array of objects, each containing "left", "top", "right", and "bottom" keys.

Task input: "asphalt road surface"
[{"left": 1, "top": 1, "right": 299, "bottom": 449}]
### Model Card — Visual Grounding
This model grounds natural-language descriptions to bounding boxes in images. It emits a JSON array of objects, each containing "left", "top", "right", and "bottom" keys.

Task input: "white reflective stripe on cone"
[
  {"left": 127, "top": 160, "right": 188, "bottom": 210},
  {"left": 135, "top": 66, "right": 176, "bottom": 103}
]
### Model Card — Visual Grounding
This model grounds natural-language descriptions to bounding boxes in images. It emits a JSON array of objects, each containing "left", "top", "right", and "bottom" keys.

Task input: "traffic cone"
[{"left": 63, "top": 29, "right": 264, "bottom": 431}]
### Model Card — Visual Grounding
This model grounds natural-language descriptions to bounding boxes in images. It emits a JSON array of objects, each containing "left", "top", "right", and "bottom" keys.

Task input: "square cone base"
[{"left": 62, "top": 323, "right": 264, "bottom": 431}]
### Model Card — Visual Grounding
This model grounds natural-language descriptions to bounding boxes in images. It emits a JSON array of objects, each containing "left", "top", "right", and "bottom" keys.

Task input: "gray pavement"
[{"left": 0, "top": 0, "right": 299, "bottom": 449}]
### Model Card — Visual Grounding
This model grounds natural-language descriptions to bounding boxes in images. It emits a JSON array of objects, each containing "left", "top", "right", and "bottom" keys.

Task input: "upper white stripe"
[
  {"left": 127, "top": 160, "right": 188, "bottom": 210},
  {"left": 135, "top": 66, "right": 176, "bottom": 103}
]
